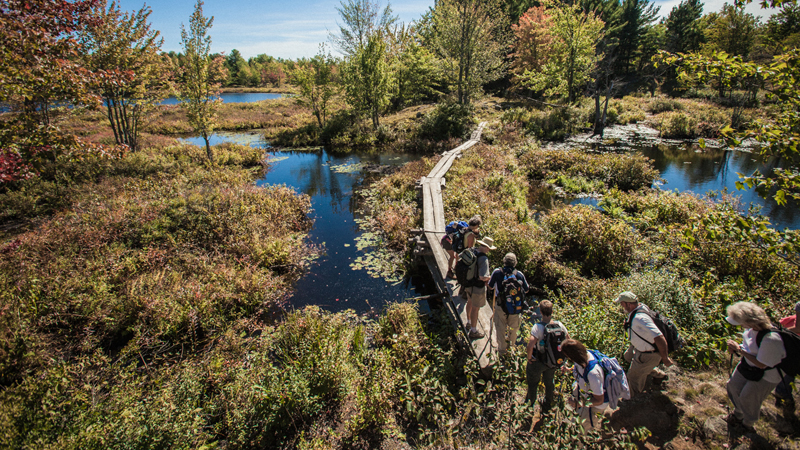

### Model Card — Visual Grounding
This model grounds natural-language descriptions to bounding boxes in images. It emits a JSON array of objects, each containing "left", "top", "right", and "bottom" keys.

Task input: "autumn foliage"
[{"left": 510, "top": 6, "right": 553, "bottom": 84}]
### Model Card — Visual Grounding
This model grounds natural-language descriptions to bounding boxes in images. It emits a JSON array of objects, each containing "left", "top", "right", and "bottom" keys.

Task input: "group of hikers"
[{"left": 440, "top": 216, "right": 799, "bottom": 433}]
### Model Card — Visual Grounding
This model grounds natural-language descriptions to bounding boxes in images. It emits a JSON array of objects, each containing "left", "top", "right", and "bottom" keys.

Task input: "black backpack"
[
  {"left": 455, "top": 248, "right": 485, "bottom": 288},
  {"left": 624, "top": 308, "right": 685, "bottom": 353},
  {"left": 500, "top": 269, "right": 525, "bottom": 315},
  {"left": 756, "top": 326, "right": 800, "bottom": 378},
  {"left": 445, "top": 221, "right": 469, "bottom": 252},
  {"left": 451, "top": 228, "right": 470, "bottom": 254},
  {"left": 538, "top": 321, "right": 567, "bottom": 368}
]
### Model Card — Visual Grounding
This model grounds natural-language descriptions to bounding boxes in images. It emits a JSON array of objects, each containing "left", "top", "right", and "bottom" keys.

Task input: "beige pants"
[
  {"left": 624, "top": 345, "right": 664, "bottom": 394},
  {"left": 492, "top": 304, "right": 520, "bottom": 355},
  {"left": 727, "top": 368, "right": 780, "bottom": 427},
  {"left": 577, "top": 403, "right": 609, "bottom": 431}
]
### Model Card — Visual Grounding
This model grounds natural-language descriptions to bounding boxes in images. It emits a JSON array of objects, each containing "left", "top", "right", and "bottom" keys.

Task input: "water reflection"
[
  {"left": 180, "top": 131, "right": 431, "bottom": 312},
  {"left": 640, "top": 145, "right": 799, "bottom": 230},
  {"left": 256, "top": 147, "right": 428, "bottom": 312},
  {"left": 160, "top": 92, "right": 285, "bottom": 105}
]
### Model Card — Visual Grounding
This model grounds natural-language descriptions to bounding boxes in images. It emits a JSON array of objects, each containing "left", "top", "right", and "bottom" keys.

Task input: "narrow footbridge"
[{"left": 411, "top": 122, "right": 497, "bottom": 375}]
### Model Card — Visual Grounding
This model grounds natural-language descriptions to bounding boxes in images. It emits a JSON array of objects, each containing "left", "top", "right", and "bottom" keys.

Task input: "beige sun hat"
[
  {"left": 476, "top": 237, "right": 497, "bottom": 250},
  {"left": 614, "top": 291, "right": 638, "bottom": 304}
]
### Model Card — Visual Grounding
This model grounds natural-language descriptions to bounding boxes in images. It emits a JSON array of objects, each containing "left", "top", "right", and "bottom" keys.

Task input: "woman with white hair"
[{"left": 725, "top": 301, "right": 786, "bottom": 432}]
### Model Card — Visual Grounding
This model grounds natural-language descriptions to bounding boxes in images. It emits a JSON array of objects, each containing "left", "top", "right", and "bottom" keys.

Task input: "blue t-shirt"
[{"left": 488, "top": 267, "right": 530, "bottom": 299}]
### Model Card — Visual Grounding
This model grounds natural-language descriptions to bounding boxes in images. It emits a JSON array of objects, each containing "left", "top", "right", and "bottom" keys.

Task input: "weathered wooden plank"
[
  {"left": 417, "top": 122, "right": 495, "bottom": 375},
  {"left": 424, "top": 231, "right": 449, "bottom": 280},
  {"left": 422, "top": 182, "right": 435, "bottom": 231},
  {"left": 430, "top": 179, "right": 445, "bottom": 232},
  {"left": 429, "top": 153, "right": 457, "bottom": 179},
  {"left": 423, "top": 255, "right": 498, "bottom": 375},
  {"left": 446, "top": 280, "right": 498, "bottom": 375}
]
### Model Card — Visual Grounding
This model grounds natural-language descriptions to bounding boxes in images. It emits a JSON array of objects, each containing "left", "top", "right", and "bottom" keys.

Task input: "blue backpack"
[
  {"left": 576, "top": 350, "right": 631, "bottom": 410},
  {"left": 445, "top": 221, "right": 469, "bottom": 253},
  {"left": 500, "top": 268, "right": 525, "bottom": 315}
]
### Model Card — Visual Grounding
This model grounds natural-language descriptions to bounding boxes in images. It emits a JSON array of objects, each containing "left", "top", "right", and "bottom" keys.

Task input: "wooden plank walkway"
[{"left": 417, "top": 122, "right": 498, "bottom": 375}]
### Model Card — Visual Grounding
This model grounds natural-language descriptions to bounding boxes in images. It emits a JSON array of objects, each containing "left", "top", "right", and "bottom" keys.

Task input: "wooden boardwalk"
[{"left": 416, "top": 122, "right": 498, "bottom": 375}]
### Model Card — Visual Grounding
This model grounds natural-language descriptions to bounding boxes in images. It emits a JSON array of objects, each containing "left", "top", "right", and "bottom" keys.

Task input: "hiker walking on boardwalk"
[
  {"left": 725, "top": 302, "right": 788, "bottom": 433},
  {"left": 463, "top": 215, "right": 481, "bottom": 249},
  {"left": 488, "top": 252, "right": 530, "bottom": 355},
  {"left": 442, "top": 215, "right": 481, "bottom": 278},
  {"left": 774, "top": 301, "right": 800, "bottom": 409},
  {"left": 525, "top": 299, "right": 569, "bottom": 415},
  {"left": 616, "top": 291, "right": 674, "bottom": 395},
  {"left": 460, "top": 236, "right": 494, "bottom": 339}
]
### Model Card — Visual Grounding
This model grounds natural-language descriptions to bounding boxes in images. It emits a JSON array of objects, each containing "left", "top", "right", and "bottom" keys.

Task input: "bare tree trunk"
[{"left": 203, "top": 133, "right": 214, "bottom": 163}]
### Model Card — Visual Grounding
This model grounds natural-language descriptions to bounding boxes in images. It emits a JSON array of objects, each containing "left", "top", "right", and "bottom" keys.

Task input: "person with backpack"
[
  {"left": 560, "top": 339, "right": 630, "bottom": 431},
  {"left": 616, "top": 291, "right": 674, "bottom": 395},
  {"left": 725, "top": 301, "right": 788, "bottom": 433},
  {"left": 774, "top": 301, "right": 800, "bottom": 409},
  {"left": 463, "top": 215, "right": 482, "bottom": 249},
  {"left": 525, "top": 299, "right": 570, "bottom": 415},
  {"left": 441, "top": 220, "right": 469, "bottom": 278},
  {"left": 488, "top": 253, "right": 530, "bottom": 355},
  {"left": 459, "top": 236, "right": 495, "bottom": 339}
]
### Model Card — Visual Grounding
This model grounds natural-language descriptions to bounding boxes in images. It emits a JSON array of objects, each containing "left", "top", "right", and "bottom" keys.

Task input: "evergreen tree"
[
  {"left": 665, "top": 0, "right": 705, "bottom": 53},
  {"left": 616, "top": 0, "right": 660, "bottom": 74},
  {"left": 765, "top": 3, "right": 800, "bottom": 51}
]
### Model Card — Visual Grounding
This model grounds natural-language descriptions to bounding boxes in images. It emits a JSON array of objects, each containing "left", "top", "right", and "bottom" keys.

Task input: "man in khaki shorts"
[{"left": 463, "top": 237, "right": 495, "bottom": 339}]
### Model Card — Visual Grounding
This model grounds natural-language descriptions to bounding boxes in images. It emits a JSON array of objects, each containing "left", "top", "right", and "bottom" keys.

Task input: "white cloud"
[{"left": 653, "top": 0, "right": 779, "bottom": 20}]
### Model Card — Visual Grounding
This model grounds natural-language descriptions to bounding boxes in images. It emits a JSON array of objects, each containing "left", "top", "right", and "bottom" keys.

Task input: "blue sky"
[{"left": 117, "top": 0, "right": 777, "bottom": 60}]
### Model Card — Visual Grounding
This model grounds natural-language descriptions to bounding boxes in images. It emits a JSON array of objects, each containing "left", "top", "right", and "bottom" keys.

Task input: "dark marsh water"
[{"left": 180, "top": 132, "right": 432, "bottom": 313}]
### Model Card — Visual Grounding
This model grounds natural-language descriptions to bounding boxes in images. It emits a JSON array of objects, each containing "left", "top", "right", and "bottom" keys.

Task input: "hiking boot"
[
  {"left": 469, "top": 329, "right": 485, "bottom": 339},
  {"left": 776, "top": 396, "right": 796, "bottom": 409},
  {"left": 726, "top": 413, "right": 743, "bottom": 426}
]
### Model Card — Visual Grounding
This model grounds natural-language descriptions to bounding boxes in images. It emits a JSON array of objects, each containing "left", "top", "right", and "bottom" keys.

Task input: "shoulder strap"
[
  {"left": 626, "top": 309, "right": 656, "bottom": 346},
  {"left": 581, "top": 351, "right": 603, "bottom": 383},
  {"left": 756, "top": 327, "right": 776, "bottom": 347}
]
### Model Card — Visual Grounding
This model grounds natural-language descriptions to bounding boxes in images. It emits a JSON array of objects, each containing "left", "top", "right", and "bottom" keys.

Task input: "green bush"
[
  {"left": 647, "top": 97, "right": 684, "bottom": 114},
  {"left": 659, "top": 112, "right": 697, "bottom": 138},
  {"left": 416, "top": 101, "right": 475, "bottom": 141},
  {"left": 543, "top": 205, "right": 639, "bottom": 278}
]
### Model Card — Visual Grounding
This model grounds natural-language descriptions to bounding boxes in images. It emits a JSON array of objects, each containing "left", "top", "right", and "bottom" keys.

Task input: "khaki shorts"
[{"left": 462, "top": 285, "right": 487, "bottom": 308}]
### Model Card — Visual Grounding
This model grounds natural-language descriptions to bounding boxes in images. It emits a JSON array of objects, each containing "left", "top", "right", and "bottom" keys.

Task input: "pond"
[
  {"left": 180, "top": 132, "right": 432, "bottom": 314},
  {"left": 160, "top": 92, "right": 286, "bottom": 105},
  {"left": 545, "top": 124, "right": 800, "bottom": 230}
]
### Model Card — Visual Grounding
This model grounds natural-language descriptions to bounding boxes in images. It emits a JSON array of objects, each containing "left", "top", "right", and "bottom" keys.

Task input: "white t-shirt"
[
  {"left": 574, "top": 353, "right": 606, "bottom": 400},
  {"left": 740, "top": 328, "right": 787, "bottom": 383},
  {"left": 531, "top": 320, "right": 568, "bottom": 353},
  {"left": 627, "top": 305, "right": 662, "bottom": 352}
]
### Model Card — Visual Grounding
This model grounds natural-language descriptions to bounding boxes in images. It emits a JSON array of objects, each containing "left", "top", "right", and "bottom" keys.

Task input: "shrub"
[
  {"left": 542, "top": 205, "right": 639, "bottom": 278},
  {"left": 416, "top": 101, "right": 475, "bottom": 141},
  {"left": 659, "top": 112, "right": 697, "bottom": 138},
  {"left": 647, "top": 97, "right": 684, "bottom": 114},
  {"left": 600, "top": 189, "right": 710, "bottom": 231}
]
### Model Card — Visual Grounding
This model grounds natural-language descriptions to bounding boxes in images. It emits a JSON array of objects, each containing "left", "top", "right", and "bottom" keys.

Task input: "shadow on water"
[{"left": 181, "top": 132, "right": 436, "bottom": 314}]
